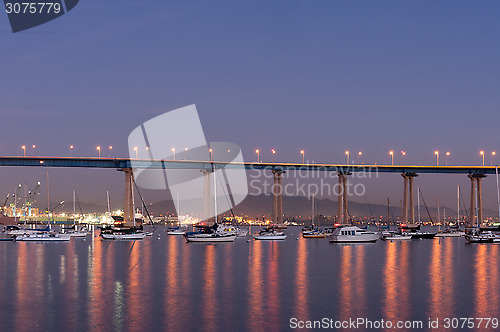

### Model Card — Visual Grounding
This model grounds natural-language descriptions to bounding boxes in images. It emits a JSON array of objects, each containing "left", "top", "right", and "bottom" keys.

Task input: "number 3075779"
[{"left": 5, "top": 2, "right": 62, "bottom": 14}]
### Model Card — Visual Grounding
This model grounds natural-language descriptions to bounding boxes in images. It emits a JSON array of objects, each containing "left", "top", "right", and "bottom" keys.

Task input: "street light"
[
  {"left": 492, "top": 151, "right": 496, "bottom": 166},
  {"left": 271, "top": 149, "right": 276, "bottom": 162},
  {"left": 389, "top": 151, "right": 394, "bottom": 166},
  {"left": 480, "top": 151, "right": 485, "bottom": 166},
  {"left": 184, "top": 147, "right": 188, "bottom": 160},
  {"left": 70, "top": 145, "right": 74, "bottom": 157},
  {"left": 97, "top": 146, "right": 101, "bottom": 158},
  {"left": 172, "top": 148, "right": 176, "bottom": 160},
  {"left": 32, "top": 145, "right": 36, "bottom": 156},
  {"left": 300, "top": 150, "right": 304, "bottom": 164},
  {"left": 256, "top": 149, "right": 260, "bottom": 163},
  {"left": 209, "top": 148, "right": 213, "bottom": 162},
  {"left": 434, "top": 151, "right": 439, "bottom": 166},
  {"left": 358, "top": 151, "right": 362, "bottom": 164},
  {"left": 401, "top": 151, "right": 406, "bottom": 165},
  {"left": 108, "top": 146, "right": 113, "bottom": 158},
  {"left": 21, "top": 145, "right": 26, "bottom": 157},
  {"left": 345, "top": 151, "right": 349, "bottom": 165},
  {"left": 134, "top": 146, "right": 138, "bottom": 159},
  {"left": 446, "top": 152, "right": 450, "bottom": 166}
]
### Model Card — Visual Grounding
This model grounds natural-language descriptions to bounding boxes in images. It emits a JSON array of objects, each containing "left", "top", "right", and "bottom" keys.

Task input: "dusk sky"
[{"left": 1, "top": 1, "right": 500, "bottom": 211}]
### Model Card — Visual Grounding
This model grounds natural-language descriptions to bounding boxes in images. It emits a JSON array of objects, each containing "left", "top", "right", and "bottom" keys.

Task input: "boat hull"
[
  {"left": 16, "top": 234, "right": 71, "bottom": 241},
  {"left": 101, "top": 233, "right": 146, "bottom": 240},
  {"left": 330, "top": 236, "right": 378, "bottom": 243},
  {"left": 435, "top": 232, "right": 465, "bottom": 237},
  {"left": 185, "top": 235, "right": 236, "bottom": 242}
]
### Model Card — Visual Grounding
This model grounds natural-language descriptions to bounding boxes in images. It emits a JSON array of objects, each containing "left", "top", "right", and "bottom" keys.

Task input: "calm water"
[{"left": 1, "top": 226, "right": 499, "bottom": 331}]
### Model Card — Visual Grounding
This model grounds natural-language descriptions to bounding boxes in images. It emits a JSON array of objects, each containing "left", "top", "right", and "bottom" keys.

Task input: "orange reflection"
[
  {"left": 474, "top": 244, "right": 499, "bottom": 317},
  {"left": 294, "top": 238, "right": 309, "bottom": 320},
  {"left": 248, "top": 240, "right": 264, "bottom": 332},
  {"left": 127, "top": 242, "right": 142, "bottom": 331},
  {"left": 88, "top": 236, "right": 106, "bottom": 331},
  {"left": 429, "top": 239, "right": 455, "bottom": 320},
  {"left": 15, "top": 242, "right": 34, "bottom": 332},
  {"left": 383, "top": 242, "right": 410, "bottom": 323},
  {"left": 202, "top": 245, "right": 217, "bottom": 331},
  {"left": 339, "top": 245, "right": 353, "bottom": 320},
  {"left": 165, "top": 237, "right": 180, "bottom": 328},
  {"left": 267, "top": 242, "right": 280, "bottom": 331}
]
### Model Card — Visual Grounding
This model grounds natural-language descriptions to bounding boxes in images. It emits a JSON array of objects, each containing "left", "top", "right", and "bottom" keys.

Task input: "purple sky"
[{"left": 1, "top": 1, "right": 500, "bottom": 211}]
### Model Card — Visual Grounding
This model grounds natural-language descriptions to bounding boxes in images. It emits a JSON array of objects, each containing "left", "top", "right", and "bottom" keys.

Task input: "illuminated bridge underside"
[{"left": 0, "top": 157, "right": 497, "bottom": 175}]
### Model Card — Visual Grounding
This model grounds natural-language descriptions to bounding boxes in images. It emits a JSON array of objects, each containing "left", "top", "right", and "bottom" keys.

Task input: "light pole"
[
  {"left": 32, "top": 145, "right": 36, "bottom": 156},
  {"left": 480, "top": 151, "right": 485, "bottom": 166},
  {"left": 445, "top": 152, "right": 450, "bottom": 166},
  {"left": 358, "top": 151, "right": 362, "bottom": 164},
  {"left": 172, "top": 148, "right": 176, "bottom": 160},
  {"left": 21, "top": 145, "right": 26, "bottom": 157},
  {"left": 184, "top": 147, "right": 188, "bottom": 160},
  {"left": 401, "top": 151, "right": 406, "bottom": 165},
  {"left": 69, "top": 145, "right": 74, "bottom": 157},
  {"left": 271, "top": 149, "right": 276, "bottom": 162},
  {"left": 492, "top": 151, "right": 496, "bottom": 166},
  {"left": 227, "top": 149, "right": 230, "bottom": 162},
  {"left": 97, "top": 146, "right": 101, "bottom": 158},
  {"left": 209, "top": 148, "right": 213, "bottom": 162},
  {"left": 108, "top": 146, "right": 112, "bottom": 158},
  {"left": 134, "top": 147, "right": 138, "bottom": 159},
  {"left": 300, "top": 150, "right": 304, "bottom": 164},
  {"left": 435, "top": 151, "right": 439, "bottom": 166},
  {"left": 389, "top": 151, "right": 394, "bottom": 166},
  {"left": 255, "top": 149, "right": 260, "bottom": 163},
  {"left": 345, "top": 151, "right": 349, "bottom": 165}
]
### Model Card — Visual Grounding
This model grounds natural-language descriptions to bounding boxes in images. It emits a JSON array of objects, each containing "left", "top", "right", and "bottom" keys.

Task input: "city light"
[
  {"left": 108, "top": 146, "right": 112, "bottom": 158},
  {"left": 389, "top": 151, "right": 394, "bottom": 166},
  {"left": 492, "top": 151, "right": 496, "bottom": 166},
  {"left": 345, "top": 151, "right": 349, "bottom": 165},
  {"left": 21, "top": 145, "right": 26, "bottom": 157},
  {"left": 434, "top": 151, "right": 439, "bottom": 166},
  {"left": 446, "top": 152, "right": 450, "bottom": 166},
  {"left": 69, "top": 145, "right": 74, "bottom": 157},
  {"left": 480, "top": 150, "right": 485, "bottom": 166},
  {"left": 97, "top": 146, "right": 101, "bottom": 158},
  {"left": 300, "top": 150, "right": 304, "bottom": 164}
]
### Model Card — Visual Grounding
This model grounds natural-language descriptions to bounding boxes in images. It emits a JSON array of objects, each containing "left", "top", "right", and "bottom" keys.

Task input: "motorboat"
[
  {"left": 435, "top": 228, "right": 465, "bottom": 237},
  {"left": 184, "top": 223, "right": 236, "bottom": 242},
  {"left": 7, "top": 225, "right": 50, "bottom": 237},
  {"left": 62, "top": 225, "right": 89, "bottom": 237},
  {"left": 302, "top": 228, "right": 326, "bottom": 238},
  {"left": 101, "top": 232, "right": 147, "bottom": 240},
  {"left": 330, "top": 226, "right": 379, "bottom": 243},
  {"left": 465, "top": 231, "right": 500, "bottom": 243},
  {"left": 16, "top": 232, "right": 71, "bottom": 241},
  {"left": 167, "top": 225, "right": 188, "bottom": 235},
  {"left": 382, "top": 232, "right": 412, "bottom": 241},
  {"left": 254, "top": 228, "right": 287, "bottom": 240}
]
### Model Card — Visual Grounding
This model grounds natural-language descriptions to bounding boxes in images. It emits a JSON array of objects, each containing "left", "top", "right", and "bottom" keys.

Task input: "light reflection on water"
[{"left": 1, "top": 226, "right": 500, "bottom": 331}]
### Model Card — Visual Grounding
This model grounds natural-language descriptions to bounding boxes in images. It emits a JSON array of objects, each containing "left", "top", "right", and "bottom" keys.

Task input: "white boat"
[
  {"left": 7, "top": 226, "right": 51, "bottom": 237},
  {"left": 236, "top": 228, "right": 249, "bottom": 237},
  {"left": 330, "top": 226, "right": 379, "bottom": 243},
  {"left": 302, "top": 229, "right": 326, "bottom": 238},
  {"left": 382, "top": 233, "right": 412, "bottom": 241},
  {"left": 435, "top": 229, "right": 465, "bottom": 237},
  {"left": 101, "top": 232, "right": 147, "bottom": 240},
  {"left": 63, "top": 225, "right": 89, "bottom": 237},
  {"left": 184, "top": 223, "right": 237, "bottom": 242},
  {"left": 465, "top": 231, "right": 500, "bottom": 243},
  {"left": 16, "top": 232, "right": 71, "bottom": 241},
  {"left": 167, "top": 226, "right": 188, "bottom": 235},
  {"left": 254, "top": 229, "right": 287, "bottom": 240}
]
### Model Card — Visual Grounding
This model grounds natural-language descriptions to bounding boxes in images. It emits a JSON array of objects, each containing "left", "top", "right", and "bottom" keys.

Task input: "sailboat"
[
  {"left": 62, "top": 190, "right": 89, "bottom": 237},
  {"left": 184, "top": 165, "right": 237, "bottom": 242},
  {"left": 465, "top": 168, "right": 500, "bottom": 243},
  {"left": 167, "top": 194, "right": 188, "bottom": 235},
  {"left": 302, "top": 195, "right": 325, "bottom": 238},
  {"left": 436, "top": 186, "right": 465, "bottom": 237}
]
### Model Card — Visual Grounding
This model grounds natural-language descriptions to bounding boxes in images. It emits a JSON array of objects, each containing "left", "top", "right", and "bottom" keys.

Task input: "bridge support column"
[
  {"left": 337, "top": 172, "right": 351, "bottom": 225},
  {"left": 202, "top": 169, "right": 213, "bottom": 221},
  {"left": 468, "top": 174, "right": 486, "bottom": 227},
  {"left": 272, "top": 170, "right": 285, "bottom": 224},
  {"left": 337, "top": 173, "right": 343, "bottom": 224},
  {"left": 402, "top": 174, "right": 408, "bottom": 223},
  {"left": 401, "top": 173, "right": 418, "bottom": 224},
  {"left": 124, "top": 168, "right": 134, "bottom": 223}
]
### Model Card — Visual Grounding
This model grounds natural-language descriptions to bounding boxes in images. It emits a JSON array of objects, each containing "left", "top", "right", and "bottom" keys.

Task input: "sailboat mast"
[
  {"left": 106, "top": 191, "right": 111, "bottom": 215},
  {"left": 131, "top": 176, "right": 136, "bottom": 227},
  {"left": 417, "top": 187, "right": 421, "bottom": 223},
  {"left": 437, "top": 198, "right": 440, "bottom": 224},
  {"left": 457, "top": 185, "right": 460, "bottom": 223},
  {"left": 311, "top": 195, "right": 315, "bottom": 227},
  {"left": 213, "top": 168, "right": 217, "bottom": 224},
  {"left": 387, "top": 198, "right": 390, "bottom": 224},
  {"left": 496, "top": 167, "right": 500, "bottom": 223},
  {"left": 73, "top": 190, "right": 76, "bottom": 226}
]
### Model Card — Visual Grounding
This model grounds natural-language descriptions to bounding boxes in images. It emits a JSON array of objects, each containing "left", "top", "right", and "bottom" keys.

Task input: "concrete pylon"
[
  {"left": 123, "top": 168, "right": 134, "bottom": 223},
  {"left": 272, "top": 169, "right": 285, "bottom": 224},
  {"left": 202, "top": 169, "right": 212, "bottom": 221},
  {"left": 342, "top": 174, "right": 348, "bottom": 225},
  {"left": 402, "top": 174, "right": 408, "bottom": 223},
  {"left": 337, "top": 173, "right": 343, "bottom": 224},
  {"left": 406, "top": 173, "right": 418, "bottom": 223},
  {"left": 468, "top": 174, "right": 476, "bottom": 227},
  {"left": 474, "top": 174, "right": 486, "bottom": 226}
]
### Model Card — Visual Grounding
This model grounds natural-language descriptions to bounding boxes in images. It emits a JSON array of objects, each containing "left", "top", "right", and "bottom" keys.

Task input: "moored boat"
[
  {"left": 254, "top": 229, "right": 287, "bottom": 240},
  {"left": 330, "top": 226, "right": 379, "bottom": 243},
  {"left": 16, "top": 232, "right": 71, "bottom": 241}
]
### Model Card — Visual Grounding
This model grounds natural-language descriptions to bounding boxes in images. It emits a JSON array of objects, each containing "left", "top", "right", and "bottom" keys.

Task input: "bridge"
[{"left": 0, "top": 156, "right": 496, "bottom": 226}]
